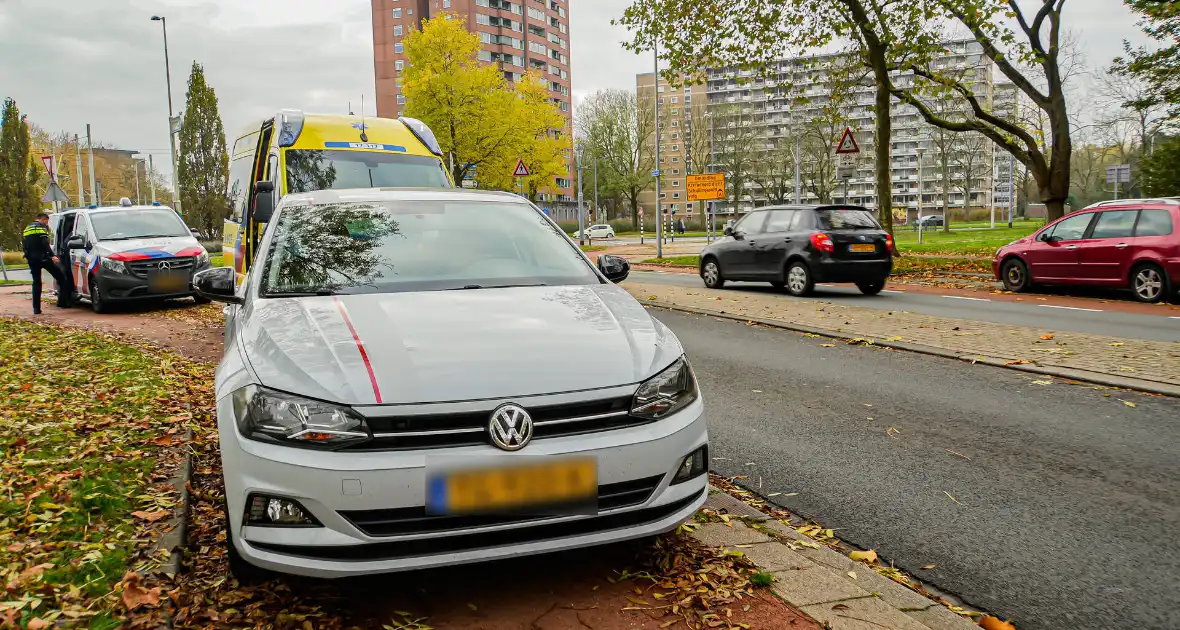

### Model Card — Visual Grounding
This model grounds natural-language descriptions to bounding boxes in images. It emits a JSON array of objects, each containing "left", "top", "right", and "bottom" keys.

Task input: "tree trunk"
[{"left": 1045, "top": 96, "right": 1072, "bottom": 221}]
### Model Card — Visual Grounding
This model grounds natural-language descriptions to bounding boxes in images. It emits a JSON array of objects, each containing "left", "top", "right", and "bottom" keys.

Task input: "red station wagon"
[{"left": 993, "top": 199, "right": 1180, "bottom": 303}]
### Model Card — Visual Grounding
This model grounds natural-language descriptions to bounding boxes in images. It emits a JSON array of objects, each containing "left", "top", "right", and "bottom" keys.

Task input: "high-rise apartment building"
[
  {"left": 371, "top": 0, "right": 574, "bottom": 200},
  {"left": 637, "top": 40, "right": 1017, "bottom": 222},
  {"left": 636, "top": 73, "right": 711, "bottom": 224}
]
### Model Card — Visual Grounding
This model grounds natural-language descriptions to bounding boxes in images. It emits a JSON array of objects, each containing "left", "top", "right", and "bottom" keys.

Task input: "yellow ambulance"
[{"left": 223, "top": 110, "right": 452, "bottom": 278}]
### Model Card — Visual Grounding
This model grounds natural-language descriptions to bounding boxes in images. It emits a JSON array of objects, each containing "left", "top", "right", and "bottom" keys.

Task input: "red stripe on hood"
[{"left": 333, "top": 297, "right": 383, "bottom": 404}]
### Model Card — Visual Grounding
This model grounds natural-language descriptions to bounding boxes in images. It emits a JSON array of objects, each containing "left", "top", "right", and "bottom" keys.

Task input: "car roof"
[
  {"left": 750, "top": 204, "right": 873, "bottom": 212},
  {"left": 1080, "top": 198, "right": 1180, "bottom": 210},
  {"left": 52, "top": 204, "right": 175, "bottom": 217},
  {"left": 280, "top": 187, "right": 527, "bottom": 206}
]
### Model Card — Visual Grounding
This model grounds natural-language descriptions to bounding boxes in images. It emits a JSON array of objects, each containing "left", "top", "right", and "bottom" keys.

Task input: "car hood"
[
  {"left": 95, "top": 236, "right": 205, "bottom": 258},
  {"left": 238, "top": 284, "right": 683, "bottom": 405}
]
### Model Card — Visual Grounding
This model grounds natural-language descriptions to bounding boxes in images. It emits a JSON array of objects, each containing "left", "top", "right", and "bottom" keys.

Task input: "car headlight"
[
  {"left": 197, "top": 250, "right": 210, "bottom": 266},
  {"left": 100, "top": 257, "right": 126, "bottom": 274},
  {"left": 231, "top": 385, "right": 371, "bottom": 450},
  {"left": 631, "top": 356, "right": 698, "bottom": 420}
]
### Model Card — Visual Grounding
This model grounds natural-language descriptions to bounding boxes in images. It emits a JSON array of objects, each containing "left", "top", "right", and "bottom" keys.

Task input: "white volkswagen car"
[{"left": 195, "top": 188, "right": 708, "bottom": 579}]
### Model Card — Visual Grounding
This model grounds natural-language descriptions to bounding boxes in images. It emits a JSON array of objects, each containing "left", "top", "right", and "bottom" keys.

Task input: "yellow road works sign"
[{"left": 687, "top": 173, "right": 726, "bottom": 201}]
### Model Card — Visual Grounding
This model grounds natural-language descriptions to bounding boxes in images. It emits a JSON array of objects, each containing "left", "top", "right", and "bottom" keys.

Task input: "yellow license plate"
[
  {"left": 429, "top": 458, "right": 597, "bottom": 515},
  {"left": 849, "top": 243, "right": 876, "bottom": 253}
]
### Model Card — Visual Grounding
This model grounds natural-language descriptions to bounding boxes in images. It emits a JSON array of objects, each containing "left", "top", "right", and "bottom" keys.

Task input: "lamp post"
[
  {"left": 916, "top": 146, "right": 926, "bottom": 244},
  {"left": 151, "top": 15, "right": 181, "bottom": 214},
  {"left": 653, "top": 42, "right": 663, "bottom": 259},
  {"left": 703, "top": 111, "right": 717, "bottom": 242}
]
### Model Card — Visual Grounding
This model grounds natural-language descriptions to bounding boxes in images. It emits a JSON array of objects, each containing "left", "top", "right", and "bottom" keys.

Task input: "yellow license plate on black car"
[
  {"left": 427, "top": 458, "right": 597, "bottom": 515},
  {"left": 849, "top": 243, "right": 876, "bottom": 253}
]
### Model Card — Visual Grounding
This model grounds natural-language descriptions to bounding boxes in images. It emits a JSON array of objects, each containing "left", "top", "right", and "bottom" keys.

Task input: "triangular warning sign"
[
  {"left": 835, "top": 128, "right": 860, "bottom": 154},
  {"left": 513, "top": 159, "right": 530, "bottom": 177}
]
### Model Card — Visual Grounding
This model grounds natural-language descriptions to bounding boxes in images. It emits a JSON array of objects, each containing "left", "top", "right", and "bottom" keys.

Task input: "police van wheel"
[{"left": 89, "top": 278, "right": 109, "bottom": 314}]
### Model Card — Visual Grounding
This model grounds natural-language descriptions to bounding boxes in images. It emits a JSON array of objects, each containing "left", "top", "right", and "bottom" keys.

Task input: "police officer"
[{"left": 21, "top": 213, "right": 70, "bottom": 314}]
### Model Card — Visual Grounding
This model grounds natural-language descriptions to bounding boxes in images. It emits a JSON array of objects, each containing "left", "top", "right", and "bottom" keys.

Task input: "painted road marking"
[
  {"left": 882, "top": 289, "right": 903, "bottom": 293},
  {"left": 1170, "top": 317, "right": 1180, "bottom": 320},
  {"left": 942, "top": 295, "right": 991, "bottom": 302},
  {"left": 1039, "top": 304, "right": 1104, "bottom": 313}
]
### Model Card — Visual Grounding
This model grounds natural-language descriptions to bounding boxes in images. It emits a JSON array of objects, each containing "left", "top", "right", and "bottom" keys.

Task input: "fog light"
[
  {"left": 671, "top": 445, "right": 708, "bottom": 484},
  {"left": 244, "top": 494, "right": 318, "bottom": 527}
]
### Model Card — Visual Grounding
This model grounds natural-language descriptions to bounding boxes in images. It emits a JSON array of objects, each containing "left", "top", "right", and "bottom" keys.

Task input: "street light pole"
[
  {"left": 576, "top": 146, "right": 585, "bottom": 246},
  {"left": 706, "top": 112, "right": 716, "bottom": 242},
  {"left": 916, "top": 147, "right": 926, "bottom": 244},
  {"left": 152, "top": 15, "right": 181, "bottom": 214},
  {"left": 653, "top": 42, "right": 663, "bottom": 259}
]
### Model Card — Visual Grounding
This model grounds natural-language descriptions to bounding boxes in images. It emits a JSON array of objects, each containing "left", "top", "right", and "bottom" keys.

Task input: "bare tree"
[
  {"left": 576, "top": 89, "right": 657, "bottom": 227},
  {"left": 713, "top": 104, "right": 760, "bottom": 211},
  {"left": 952, "top": 131, "right": 993, "bottom": 222},
  {"left": 751, "top": 134, "right": 800, "bottom": 205}
]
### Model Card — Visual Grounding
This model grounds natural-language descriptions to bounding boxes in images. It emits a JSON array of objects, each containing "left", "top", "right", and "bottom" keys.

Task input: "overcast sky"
[{"left": 0, "top": 0, "right": 1149, "bottom": 180}]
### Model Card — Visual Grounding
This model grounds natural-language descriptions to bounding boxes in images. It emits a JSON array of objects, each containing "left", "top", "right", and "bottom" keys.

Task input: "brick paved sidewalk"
[{"left": 625, "top": 282, "right": 1180, "bottom": 395}]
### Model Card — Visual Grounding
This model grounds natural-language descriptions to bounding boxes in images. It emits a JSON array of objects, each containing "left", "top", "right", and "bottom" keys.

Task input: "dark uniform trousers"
[{"left": 28, "top": 257, "right": 68, "bottom": 311}]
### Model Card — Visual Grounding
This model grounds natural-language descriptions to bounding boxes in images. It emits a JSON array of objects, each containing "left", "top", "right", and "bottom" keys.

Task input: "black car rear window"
[{"left": 815, "top": 208, "right": 880, "bottom": 230}]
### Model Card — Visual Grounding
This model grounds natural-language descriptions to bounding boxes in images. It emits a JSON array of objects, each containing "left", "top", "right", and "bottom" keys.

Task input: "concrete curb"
[
  {"left": 157, "top": 428, "right": 195, "bottom": 629},
  {"left": 640, "top": 299, "right": 1180, "bottom": 398},
  {"left": 695, "top": 492, "right": 981, "bottom": 630}
]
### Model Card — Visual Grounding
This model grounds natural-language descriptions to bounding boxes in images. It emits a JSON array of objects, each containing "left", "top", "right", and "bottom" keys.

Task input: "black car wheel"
[
  {"left": 89, "top": 277, "right": 109, "bottom": 314},
  {"left": 855, "top": 278, "right": 886, "bottom": 295},
  {"left": 1131, "top": 263, "right": 1169, "bottom": 303},
  {"left": 785, "top": 261, "right": 814, "bottom": 297},
  {"left": 1001, "top": 258, "right": 1031, "bottom": 293},
  {"left": 701, "top": 258, "right": 725, "bottom": 289}
]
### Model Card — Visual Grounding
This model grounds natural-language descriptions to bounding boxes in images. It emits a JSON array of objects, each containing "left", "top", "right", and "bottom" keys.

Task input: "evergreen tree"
[
  {"left": 0, "top": 98, "right": 38, "bottom": 249},
  {"left": 177, "top": 62, "right": 229, "bottom": 238},
  {"left": 1141, "top": 135, "right": 1180, "bottom": 197}
]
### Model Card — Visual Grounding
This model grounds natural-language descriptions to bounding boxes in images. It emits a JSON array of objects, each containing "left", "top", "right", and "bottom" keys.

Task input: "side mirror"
[
  {"left": 190, "top": 228, "right": 201, "bottom": 238},
  {"left": 252, "top": 181, "right": 276, "bottom": 224},
  {"left": 597, "top": 254, "right": 630, "bottom": 283},
  {"left": 723, "top": 225, "right": 734, "bottom": 237},
  {"left": 67, "top": 235, "right": 87, "bottom": 250},
  {"left": 192, "top": 267, "right": 243, "bottom": 305}
]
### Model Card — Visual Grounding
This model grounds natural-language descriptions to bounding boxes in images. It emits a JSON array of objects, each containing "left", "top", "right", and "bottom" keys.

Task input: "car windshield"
[
  {"left": 285, "top": 150, "right": 450, "bottom": 193},
  {"left": 816, "top": 208, "right": 880, "bottom": 230},
  {"left": 91, "top": 209, "right": 190, "bottom": 241},
  {"left": 260, "top": 199, "right": 601, "bottom": 296}
]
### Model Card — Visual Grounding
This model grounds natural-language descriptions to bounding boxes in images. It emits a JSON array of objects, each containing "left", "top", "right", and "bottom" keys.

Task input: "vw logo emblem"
[
  {"left": 158, "top": 260, "right": 172, "bottom": 270},
  {"left": 858, "top": 235, "right": 867, "bottom": 242},
  {"left": 488, "top": 404, "right": 533, "bottom": 451}
]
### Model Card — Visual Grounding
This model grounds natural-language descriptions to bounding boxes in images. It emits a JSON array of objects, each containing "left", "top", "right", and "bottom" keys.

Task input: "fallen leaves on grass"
[{"left": 0, "top": 318, "right": 201, "bottom": 628}]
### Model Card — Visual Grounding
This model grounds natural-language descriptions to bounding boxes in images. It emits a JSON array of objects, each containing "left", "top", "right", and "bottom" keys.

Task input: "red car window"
[{"left": 1135, "top": 210, "right": 1174, "bottom": 237}]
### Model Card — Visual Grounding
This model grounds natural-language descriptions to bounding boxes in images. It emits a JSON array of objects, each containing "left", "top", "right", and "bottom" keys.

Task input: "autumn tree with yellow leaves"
[{"left": 402, "top": 13, "right": 568, "bottom": 199}]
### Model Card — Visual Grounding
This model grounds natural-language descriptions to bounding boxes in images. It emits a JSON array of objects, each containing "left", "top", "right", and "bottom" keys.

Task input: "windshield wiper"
[{"left": 446, "top": 283, "right": 549, "bottom": 291}]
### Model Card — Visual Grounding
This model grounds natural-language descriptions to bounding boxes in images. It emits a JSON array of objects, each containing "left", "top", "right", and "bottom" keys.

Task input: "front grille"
[
  {"left": 126, "top": 256, "right": 196, "bottom": 278},
  {"left": 346, "top": 395, "right": 647, "bottom": 451},
  {"left": 252, "top": 488, "right": 704, "bottom": 561},
  {"left": 339, "top": 474, "right": 664, "bottom": 537}
]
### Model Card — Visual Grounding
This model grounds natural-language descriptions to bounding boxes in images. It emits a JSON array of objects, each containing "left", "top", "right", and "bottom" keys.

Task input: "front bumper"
[
  {"left": 218, "top": 394, "right": 709, "bottom": 578},
  {"left": 95, "top": 261, "right": 211, "bottom": 301}
]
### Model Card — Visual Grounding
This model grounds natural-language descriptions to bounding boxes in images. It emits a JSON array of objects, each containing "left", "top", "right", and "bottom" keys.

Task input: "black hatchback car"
[{"left": 699, "top": 205, "right": 894, "bottom": 296}]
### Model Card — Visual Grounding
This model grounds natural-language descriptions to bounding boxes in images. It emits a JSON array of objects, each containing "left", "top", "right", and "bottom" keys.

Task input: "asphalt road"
[
  {"left": 634, "top": 270, "right": 1180, "bottom": 342},
  {"left": 653, "top": 308, "right": 1180, "bottom": 629}
]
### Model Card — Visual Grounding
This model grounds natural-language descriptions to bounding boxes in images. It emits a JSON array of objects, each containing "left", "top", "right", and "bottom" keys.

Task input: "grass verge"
[
  {"left": 0, "top": 280, "right": 31, "bottom": 286},
  {"left": 640, "top": 256, "right": 700, "bottom": 267},
  {"left": 0, "top": 318, "right": 211, "bottom": 629}
]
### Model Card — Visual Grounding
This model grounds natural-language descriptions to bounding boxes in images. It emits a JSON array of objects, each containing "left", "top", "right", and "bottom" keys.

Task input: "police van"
[
  {"left": 50, "top": 199, "right": 212, "bottom": 313},
  {"left": 223, "top": 111, "right": 451, "bottom": 280}
]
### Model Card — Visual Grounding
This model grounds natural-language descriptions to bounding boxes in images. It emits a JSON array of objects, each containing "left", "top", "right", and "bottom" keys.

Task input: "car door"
[
  {"left": 1075, "top": 210, "right": 1139, "bottom": 284},
  {"left": 1024, "top": 212, "right": 1095, "bottom": 282},
  {"left": 718, "top": 211, "right": 767, "bottom": 279},
  {"left": 71, "top": 214, "right": 94, "bottom": 297},
  {"left": 1129, "top": 208, "right": 1177, "bottom": 271},
  {"left": 753, "top": 209, "right": 796, "bottom": 275}
]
